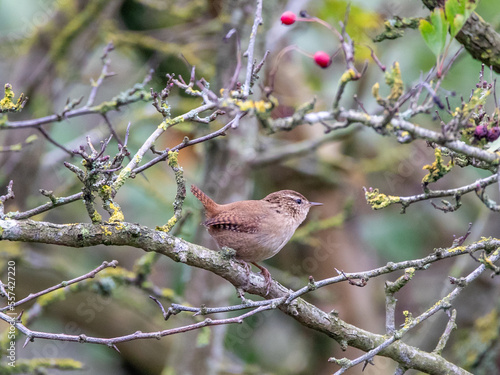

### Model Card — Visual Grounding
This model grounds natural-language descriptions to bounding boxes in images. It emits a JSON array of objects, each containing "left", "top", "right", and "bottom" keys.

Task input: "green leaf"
[
  {"left": 485, "top": 136, "right": 500, "bottom": 151},
  {"left": 445, "top": 0, "right": 480, "bottom": 37},
  {"left": 419, "top": 8, "right": 447, "bottom": 57}
]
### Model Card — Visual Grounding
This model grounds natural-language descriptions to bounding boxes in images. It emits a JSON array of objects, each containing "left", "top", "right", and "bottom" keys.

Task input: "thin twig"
[
  {"left": 433, "top": 309, "right": 457, "bottom": 355},
  {"left": 5, "top": 192, "right": 83, "bottom": 220},
  {"left": 242, "top": 0, "right": 263, "bottom": 98},
  {"left": 0, "top": 260, "right": 118, "bottom": 312},
  {"left": 133, "top": 114, "right": 243, "bottom": 175},
  {"left": 0, "top": 180, "right": 15, "bottom": 217},
  {"left": 38, "top": 127, "right": 74, "bottom": 156},
  {"left": 1, "top": 304, "right": 273, "bottom": 350},
  {"left": 86, "top": 42, "right": 116, "bottom": 107}
]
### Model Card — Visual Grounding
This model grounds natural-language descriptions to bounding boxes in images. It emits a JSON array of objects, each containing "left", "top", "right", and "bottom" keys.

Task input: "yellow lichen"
[
  {"left": 160, "top": 115, "right": 185, "bottom": 130},
  {"left": 364, "top": 188, "right": 401, "bottom": 210},
  {"left": 101, "top": 185, "right": 112, "bottom": 196},
  {"left": 457, "top": 88, "right": 490, "bottom": 117},
  {"left": 167, "top": 150, "right": 179, "bottom": 169},
  {"left": 371, "top": 62, "right": 403, "bottom": 106},
  {"left": 340, "top": 69, "right": 357, "bottom": 83},
  {"left": 386, "top": 62, "right": 403, "bottom": 103},
  {"left": 0, "top": 83, "right": 26, "bottom": 113},
  {"left": 158, "top": 216, "right": 177, "bottom": 233},
  {"left": 113, "top": 222, "right": 125, "bottom": 231},
  {"left": 371, "top": 82, "right": 384, "bottom": 106},
  {"left": 161, "top": 288, "right": 177, "bottom": 299},
  {"left": 222, "top": 96, "right": 277, "bottom": 118},
  {"left": 254, "top": 100, "right": 273, "bottom": 113},
  {"left": 422, "top": 148, "right": 453, "bottom": 184},
  {"left": 405, "top": 267, "right": 415, "bottom": 277},
  {"left": 403, "top": 310, "right": 413, "bottom": 327},
  {"left": 101, "top": 225, "right": 113, "bottom": 236},
  {"left": 235, "top": 99, "right": 254, "bottom": 112},
  {"left": 108, "top": 202, "right": 124, "bottom": 222},
  {"left": 447, "top": 245, "right": 465, "bottom": 253}
]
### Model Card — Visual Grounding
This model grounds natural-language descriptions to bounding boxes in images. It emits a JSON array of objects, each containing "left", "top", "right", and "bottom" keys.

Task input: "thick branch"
[
  {"left": 0, "top": 219, "right": 480, "bottom": 374},
  {"left": 422, "top": 1, "right": 500, "bottom": 73}
]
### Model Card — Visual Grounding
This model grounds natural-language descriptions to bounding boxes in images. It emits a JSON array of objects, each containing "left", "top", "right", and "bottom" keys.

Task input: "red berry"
[
  {"left": 313, "top": 51, "right": 331, "bottom": 68},
  {"left": 280, "top": 11, "right": 296, "bottom": 25}
]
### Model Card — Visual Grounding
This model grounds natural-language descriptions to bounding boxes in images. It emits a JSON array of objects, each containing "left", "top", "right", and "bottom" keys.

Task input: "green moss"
[
  {"left": 93, "top": 100, "right": 119, "bottom": 114},
  {"left": 99, "top": 185, "right": 112, "bottom": 198},
  {"left": 38, "top": 288, "right": 69, "bottom": 307},
  {"left": 134, "top": 252, "right": 158, "bottom": 276},
  {"left": 114, "top": 167, "right": 132, "bottom": 191},
  {"left": 4, "top": 358, "right": 84, "bottom": 373},
  {"left": 90, "top": 210, "right": 102, "bottom": 224},
  {"left": 49, "top": 0, "right": 108, "bottom": 62},
  {"left": 476, "top": 309, "right": 499, "bottom": 343}
]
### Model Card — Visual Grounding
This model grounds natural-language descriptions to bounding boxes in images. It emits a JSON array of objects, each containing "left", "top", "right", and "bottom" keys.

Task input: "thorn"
[{"left": 23, "top": 336, "right": 34, "bottom": 348}]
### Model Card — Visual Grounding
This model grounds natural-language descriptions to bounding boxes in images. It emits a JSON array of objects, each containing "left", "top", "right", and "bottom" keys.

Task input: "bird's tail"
[{"left": 191, "top": 185, "right": 218, "bottom": 213}]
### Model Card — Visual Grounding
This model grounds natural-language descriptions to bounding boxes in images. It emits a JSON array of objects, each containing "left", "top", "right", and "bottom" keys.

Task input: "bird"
[{"left": 191, "top": 184, "right": 321, "bottom": 294}]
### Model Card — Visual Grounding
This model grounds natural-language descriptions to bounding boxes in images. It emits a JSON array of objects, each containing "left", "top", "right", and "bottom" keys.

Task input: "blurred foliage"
[
  {"left": 455, "top": 307, "right": 500, "bottom": 375},
  {"left": 315, "top": 0, "right": 383, "bottom": 59}
]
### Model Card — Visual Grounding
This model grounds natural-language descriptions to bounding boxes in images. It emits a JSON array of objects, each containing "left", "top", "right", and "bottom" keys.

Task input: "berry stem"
[{"left": 299, "top": 16, "right": 342, "bottom": 40}]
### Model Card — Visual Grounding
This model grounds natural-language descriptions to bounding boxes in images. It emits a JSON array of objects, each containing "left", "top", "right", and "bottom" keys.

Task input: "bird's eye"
[{"left": 295, "top": 198, "right": 302, "bottom": 204}]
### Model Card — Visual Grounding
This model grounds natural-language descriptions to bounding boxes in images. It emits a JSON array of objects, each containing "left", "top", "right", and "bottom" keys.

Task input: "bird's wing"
[{"left": 203, "top": 213, "right": 261, "bottom": 234}]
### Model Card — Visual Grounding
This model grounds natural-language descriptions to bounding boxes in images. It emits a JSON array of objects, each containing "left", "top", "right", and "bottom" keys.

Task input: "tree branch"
[
  {"left": 1, "top": 219, "right": 492, "bottom": 374},
  {"left": 422, "top": 1, "right": 500, "bottom": 73},
  {"left": 0, "top": 304, "right": 273, "bottom": 352}
]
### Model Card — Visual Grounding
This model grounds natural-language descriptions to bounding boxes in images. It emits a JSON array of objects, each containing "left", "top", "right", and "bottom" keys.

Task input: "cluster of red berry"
[{"left": 280, "top": 11, "right": 332, "bottom": 69}]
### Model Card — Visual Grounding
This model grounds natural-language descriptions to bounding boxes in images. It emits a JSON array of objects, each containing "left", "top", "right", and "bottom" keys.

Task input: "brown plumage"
[{"left": 191, "top": 185, "right": 321, "bottom": 294}]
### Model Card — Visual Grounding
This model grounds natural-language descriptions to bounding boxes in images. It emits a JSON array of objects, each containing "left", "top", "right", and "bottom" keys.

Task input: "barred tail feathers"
[{"left": 191, "top": 185, "right": 218, "bottom": 214}]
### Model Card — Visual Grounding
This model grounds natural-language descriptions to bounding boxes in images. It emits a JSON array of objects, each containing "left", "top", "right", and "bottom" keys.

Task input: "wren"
[{"left": 191, "top": 185, "right": 322, "bottom": 294}]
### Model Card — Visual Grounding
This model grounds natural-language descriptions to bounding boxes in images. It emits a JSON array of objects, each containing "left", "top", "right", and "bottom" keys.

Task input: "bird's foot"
[
  {"left": 234, "top": 260, "right": 253, "bottom": 291},
  {"left": 252, "top": 262, "right": 272, "bottom": 296}
]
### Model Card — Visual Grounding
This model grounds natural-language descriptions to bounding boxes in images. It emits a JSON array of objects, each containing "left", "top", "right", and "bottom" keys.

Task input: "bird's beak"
[{"left": 309, "top": 202, "right": 323, "bottom": 206}]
